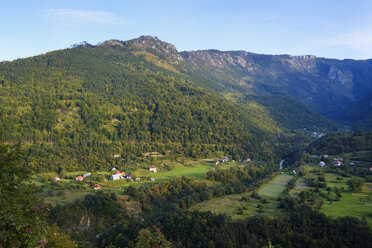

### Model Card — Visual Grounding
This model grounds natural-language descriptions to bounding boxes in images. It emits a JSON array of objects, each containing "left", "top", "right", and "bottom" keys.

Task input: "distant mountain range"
[
  {"left": 0, "top": 35, "right": 371, "bottom": 170},
  {"left": 96, "top": 36, "right": 372, "bottom": 128}
]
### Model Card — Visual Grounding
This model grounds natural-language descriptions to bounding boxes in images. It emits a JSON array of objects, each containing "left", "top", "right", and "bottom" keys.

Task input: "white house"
[
  {"left": 319, "top": 161, "right": 325, "bottom": 167},
  {"left": 83, "top": 173, "right": 91, "bottom": 178},
  {"left": 150, "top": 178, "right": 155, "bottom": 181},
  {"left": 110, "top": 174, "right": 123, "bottom": 180},
  {"left": 149, "top": 166, "right": 157, "bottom": 173},
  {"left": 220, "top": 157, "right": 230, "bottom": 163}
]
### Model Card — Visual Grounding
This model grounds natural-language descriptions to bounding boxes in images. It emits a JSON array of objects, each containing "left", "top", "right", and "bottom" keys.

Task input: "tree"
[
  {"left": 136, "top": 226, "right": 174, "bottom": 248},
  {"left": 0, "top": 143, "right": 48, "bottom": 247},
  {"left": 45, "top": 224, "right": 77, "bottom": 248},
  {"left": 59, "top": 168, "right": 66, "bottom": 178},
  {"left": 347, "top": 178, "right": 364, "bottom": 193}
]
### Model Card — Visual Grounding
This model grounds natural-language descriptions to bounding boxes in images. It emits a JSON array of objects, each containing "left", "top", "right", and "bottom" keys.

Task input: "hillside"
[
  {"left": 4, "top": 35, "right": 372, "bottom": 172},
  {"left": 307, "top": 131, "right": 372, "bottom": 155},
  {"left": 334, "top": 91, "right": 372, "bottom": 130},
  {"left": 0, "top": 37, "right": 287, "bottom": 171},
  {"left": 239, "top": 94, "right": 338, "bottom": 132},
  {"left": 179, "top": 50, "right": 372, "bottom": 123}
]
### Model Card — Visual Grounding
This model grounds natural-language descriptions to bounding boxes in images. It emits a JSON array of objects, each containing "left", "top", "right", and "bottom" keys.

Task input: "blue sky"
[{"left": 1, "top": 0, "right": 372, "bottom": 61}]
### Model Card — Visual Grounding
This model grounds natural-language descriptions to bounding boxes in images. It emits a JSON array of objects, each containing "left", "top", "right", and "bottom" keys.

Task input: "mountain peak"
[
  {"left": 99, "top": 35, "right": 182, "bottom": 62},
  {"left": 100, "top": 35, "right": 178, "bottom": 53}
]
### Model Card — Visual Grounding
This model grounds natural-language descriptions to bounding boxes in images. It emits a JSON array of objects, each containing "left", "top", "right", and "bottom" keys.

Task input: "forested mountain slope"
[
  {"left": 334, "top": 91, "right": 372, "bottom": 130},
  {"left": 0, "top": 37, "right": 288, "bottom": 171},
  {"left": 180, "top": 49, "right": 372, "bottom": 124},
  {"left": 3, "top": 35, "right": 370, "bottom": 171}
]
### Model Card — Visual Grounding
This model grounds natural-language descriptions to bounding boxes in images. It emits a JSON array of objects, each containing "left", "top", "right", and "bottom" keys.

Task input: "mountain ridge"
[{"left": 93, "top": 35, "right": 372, "bottom": 123}]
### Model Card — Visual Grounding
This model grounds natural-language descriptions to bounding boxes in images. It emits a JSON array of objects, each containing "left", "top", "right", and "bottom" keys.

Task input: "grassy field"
[
  {"left": 290, "top": 177, "right": 307, "bottom": 196},
  {"left": 191, "top": 193, "right": 286, "bottom": 220},
  {"left": 290, "top": 164, "right": 372, "bottom": 227},
  {"left": 34, "top": 160, "right": 215, "bottom": 204},
  {"left": 44, "top": 191, "right": 92, "bottom": 206},
  {"left": 258, "top": 174, "right": 292, "bottom": 197},
  {"left": 191, "top": 174, "right": 292, "bottom": 219},
  {"left": 138, "top": 163, "right": 212, "bottom": 180},
  {"left": 319, "top": 173, "right": 372, "bottom": 227}
]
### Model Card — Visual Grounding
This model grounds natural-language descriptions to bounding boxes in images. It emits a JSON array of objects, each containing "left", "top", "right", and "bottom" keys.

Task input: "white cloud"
[{"left": 49, "top": 8, "right": 127, "bottom": 25}]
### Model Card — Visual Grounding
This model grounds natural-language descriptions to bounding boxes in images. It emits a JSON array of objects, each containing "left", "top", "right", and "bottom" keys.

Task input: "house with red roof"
[{"left": 76, "top": 176, "right": 84, "bottom": 181}]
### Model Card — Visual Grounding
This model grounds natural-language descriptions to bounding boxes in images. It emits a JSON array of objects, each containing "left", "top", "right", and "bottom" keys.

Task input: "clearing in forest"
[{"left": 258, "top": 174, "right": 292, "bottom": 197}]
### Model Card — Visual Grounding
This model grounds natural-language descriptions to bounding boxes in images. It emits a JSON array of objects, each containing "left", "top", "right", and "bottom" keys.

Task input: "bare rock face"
[
  {"left": 328, "top": 66, "right": 354, "bottom": 85},
  {"left": 284, "top": 55, "right": 317, "bottom": 73},
  {"left": 100, "top": 36, "right": 183, "bottom": 63},
  {"left": 79, "top": 215, "right": 91, "bottom": 231}
]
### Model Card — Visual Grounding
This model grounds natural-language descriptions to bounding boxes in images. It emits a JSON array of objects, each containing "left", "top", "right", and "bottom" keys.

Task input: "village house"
[
  {"left": 53, "top": 177, "right": 60, "bottom": 182},
  {"left": 242, "top": 158, "right": 251, "bottom": 162},
  {"left": 76, "top": 175, "right": 84, "bottom": 181},
  {"left": 93, "top": 184, "right": 101, "bottom": 190},
  {"left": 83, "top": 172, "right": 91, "bottom": 178},
  {"left": 319, "top": 161, "right": 325, "bottom": 167},
  {"left": 333, "top": 158, "right": 343, "bottom": 166},
  {"left": 111, "top": 167, "right": 117, "bottom": 171},
  {"left": 149, "top": 166, "right": 157, "bottom": 173},
  {"left": 150, "top": 178, "right": 155, "bottom": 181},
  {"left": 220, "top": 157, "right": 230, "bottom": 163},
  {"left": 110, "top": 174, "right": 124, "bottom": 180},
  {"left": 126, "top": 174, "right": 132, "bottom": 180}
]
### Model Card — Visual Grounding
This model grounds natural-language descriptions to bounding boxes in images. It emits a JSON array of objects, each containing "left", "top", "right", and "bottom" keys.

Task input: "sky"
[{"left": 1, "top": 0, "right": 372, "bottom": 61}]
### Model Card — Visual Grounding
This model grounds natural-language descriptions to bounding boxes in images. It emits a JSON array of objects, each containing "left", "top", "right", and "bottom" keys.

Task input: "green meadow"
[
  {"left": 33, "top": 159, "right": 215, "bottom": 205},
  {"left": 259, "top": 174, "right": 292, "bottom": 197},
  {"left": 319, "top": 173, "right": 372, "bottom": 227},
  {"left": 191, "top": 193, "right": 286, "bottom": 220},
  {"left": 191, "top": 173, "right": 292, "bottom": 219},
  {"left": 44, "top": 191, "right": 92, "bottom": 206}
]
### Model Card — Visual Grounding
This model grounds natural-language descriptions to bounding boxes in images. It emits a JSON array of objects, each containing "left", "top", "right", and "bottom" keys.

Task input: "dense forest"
[
  {"left": 308, "top": 131, "right": 372, "bottom": 155},
  {"left": 0, "top": 40, "right": 317, "bottom": 172}
]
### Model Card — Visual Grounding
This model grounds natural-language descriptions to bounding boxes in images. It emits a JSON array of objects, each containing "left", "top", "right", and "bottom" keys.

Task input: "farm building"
[{"left": 111, "top": 174, "right": 124, "bottom": 180}]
